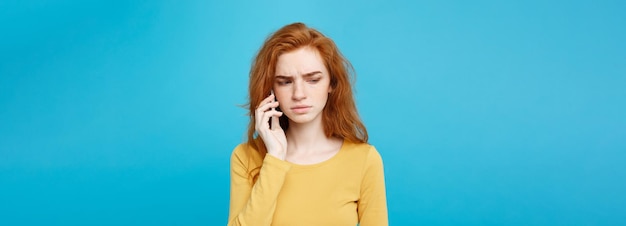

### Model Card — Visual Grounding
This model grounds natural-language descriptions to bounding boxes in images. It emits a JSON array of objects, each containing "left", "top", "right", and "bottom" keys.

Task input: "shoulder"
[
  {"left": 343, "top": 141, "right": 382, "bottom": 157},
  {"left": 231, "top": 142, "right": 264, "bottom": 168},
  {"left": 231, "top": 143, "right": 253, "bottom": 157},
  {"left": 342, "top": 141, "right": 384, "bottom": 165}
]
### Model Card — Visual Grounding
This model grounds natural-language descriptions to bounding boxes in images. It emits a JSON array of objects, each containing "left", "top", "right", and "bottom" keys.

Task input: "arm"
[
  {"left": 228, "top": 145, "right": 291, "bottom": 226},
  {"left": 357, "top": 146, "right": 389, "bottom": 226}
]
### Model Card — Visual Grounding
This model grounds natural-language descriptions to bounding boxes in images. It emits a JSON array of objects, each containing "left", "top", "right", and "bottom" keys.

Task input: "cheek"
[
  {"left": 317, "top": 89, "right": 330, "bottom": 104},
  {"left": 273, "top": 89, "right": 288, "bottom": 102},
  {"left": 318, "top": 81, "right": 332, "bottom": 98}
]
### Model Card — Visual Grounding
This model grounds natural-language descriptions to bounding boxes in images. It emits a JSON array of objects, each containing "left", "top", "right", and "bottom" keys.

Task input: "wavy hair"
[{"left": 244, "top": 22, "right": 368, "bottom": 181}]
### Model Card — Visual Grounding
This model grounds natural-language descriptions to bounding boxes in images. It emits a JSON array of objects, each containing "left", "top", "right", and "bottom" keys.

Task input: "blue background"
[{"left": 1, "top": 0, "right": 625, "bottom": 225}]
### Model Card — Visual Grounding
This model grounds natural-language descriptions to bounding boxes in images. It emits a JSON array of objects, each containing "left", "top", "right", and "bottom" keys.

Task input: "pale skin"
[{"left": 254, "top": 47, "right": 343, "bottom": 164}]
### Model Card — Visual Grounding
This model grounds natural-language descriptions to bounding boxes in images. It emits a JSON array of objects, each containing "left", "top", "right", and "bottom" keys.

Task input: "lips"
[{"left": 290, "top": 105, "right": 311, "bottom": 114}]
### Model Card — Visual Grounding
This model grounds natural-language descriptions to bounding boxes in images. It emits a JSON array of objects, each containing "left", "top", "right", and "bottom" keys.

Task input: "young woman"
[{"left": 228, "top": 22, "right": 388, "bottom": 226}]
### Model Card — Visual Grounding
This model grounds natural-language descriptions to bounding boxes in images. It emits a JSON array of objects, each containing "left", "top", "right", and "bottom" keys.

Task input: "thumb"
[{"left": 271, "top": 115, "right": 280, "bottom": 130}]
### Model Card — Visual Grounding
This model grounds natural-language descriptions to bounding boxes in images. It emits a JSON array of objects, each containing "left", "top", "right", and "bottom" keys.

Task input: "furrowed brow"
[
  {"left": 275, "top": 71, "right": 321, "bottom": 78},
  {"left": 275, "top": 75, "right": 292, "bottom": 79},
  {"left": 302, "top": 71, "right": 322, "bottom": 77}
]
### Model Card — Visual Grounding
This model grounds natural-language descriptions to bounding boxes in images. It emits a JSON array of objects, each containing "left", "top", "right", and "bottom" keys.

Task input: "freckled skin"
[{"left": 274, "top": 47, "right": 332, "bottom": 126}]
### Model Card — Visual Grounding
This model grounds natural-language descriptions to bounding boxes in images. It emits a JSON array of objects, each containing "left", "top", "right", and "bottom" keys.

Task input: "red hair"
[{"left": 244, "top": 23, "right": 367, "bottom": 179}]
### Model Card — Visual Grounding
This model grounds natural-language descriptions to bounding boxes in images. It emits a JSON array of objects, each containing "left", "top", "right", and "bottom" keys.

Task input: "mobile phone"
[
  {"left": 271, "top": 90, "right": 281, "bottom": 112},
  {"left": 269, "top": 90, "right": 276, "bottom": 129},
  {"left": 270, "top": 90, "right": 276, "bottom": 111}
]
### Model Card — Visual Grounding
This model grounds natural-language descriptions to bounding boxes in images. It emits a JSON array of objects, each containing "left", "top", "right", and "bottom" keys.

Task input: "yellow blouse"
[{"left": 228, "top": 141, "right": 388, "bottom": 226}]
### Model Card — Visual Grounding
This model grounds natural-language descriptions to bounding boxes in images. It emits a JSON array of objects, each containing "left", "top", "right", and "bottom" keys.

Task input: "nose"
[{"left": 292, "top": 79, "right": 306, "bottom": 101}]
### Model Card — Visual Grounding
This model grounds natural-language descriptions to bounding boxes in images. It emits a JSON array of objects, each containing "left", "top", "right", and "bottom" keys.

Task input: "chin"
[{"left": 286, "top": 114, "right": 318, "bottom": 125}]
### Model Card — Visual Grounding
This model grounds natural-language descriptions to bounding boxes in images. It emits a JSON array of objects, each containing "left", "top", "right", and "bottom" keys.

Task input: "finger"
[
  {"left": 257, "top": 109, "right": 282, "bottom": 133},
  {"left": 255, "top": 100, "right": 277, "bottom": 124},
  {"left": 270, "top": 115, "right": 280, "bottom": 130},
  {"left": 256, "top": 101, "right": 279, "bottom": 115},
  {"left": 269, "top": 111, "right": 283, "bottom": 131},
  {"left": 255, "top": 102, "right": 280, "bottom": 125},
  {"left": 257, "top": 93, "right": 276, "bottom": 108},
  {"left": 270, "top": 103, "right": 281, "bottom": 130},
  {"left": 263, "top": 109, "right": 282, "bottom": 125}
]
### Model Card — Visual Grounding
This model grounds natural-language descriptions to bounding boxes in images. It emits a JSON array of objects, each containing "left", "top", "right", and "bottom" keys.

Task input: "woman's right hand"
[{"left": 255, "top": 93, "right": 287, "bottom": 160}]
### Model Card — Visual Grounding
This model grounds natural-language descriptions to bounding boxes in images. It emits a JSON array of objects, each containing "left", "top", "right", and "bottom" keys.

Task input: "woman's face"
[{"left": 273, "top": 47, "right": 332, "bottom": 126}]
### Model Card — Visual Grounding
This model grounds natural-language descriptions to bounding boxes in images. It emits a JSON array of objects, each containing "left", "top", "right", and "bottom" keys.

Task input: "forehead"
[{"left": 275, "top": 47, "right": 327, "bottom": 76}]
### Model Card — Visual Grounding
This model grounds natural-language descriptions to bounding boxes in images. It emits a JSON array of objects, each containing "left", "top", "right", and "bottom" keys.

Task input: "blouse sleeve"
[
  {"left": 228, "top": 145, "right": 291, "bottom": 226},
  {"left": 358, "top": 146, "right": 389, "bottom": 226}
]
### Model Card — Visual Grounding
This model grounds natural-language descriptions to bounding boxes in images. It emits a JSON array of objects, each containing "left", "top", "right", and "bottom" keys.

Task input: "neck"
[{"left": 286, "top": 119, "right": 329, "bottom": 153}]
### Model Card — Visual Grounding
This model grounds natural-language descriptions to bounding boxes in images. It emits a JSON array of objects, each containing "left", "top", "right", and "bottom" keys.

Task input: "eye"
[
  {"left": 276, "top": 80, "right": 292, "bottom": 86},
  {"left": 307, "top": 78, "right": 321, "bottom": 83}
]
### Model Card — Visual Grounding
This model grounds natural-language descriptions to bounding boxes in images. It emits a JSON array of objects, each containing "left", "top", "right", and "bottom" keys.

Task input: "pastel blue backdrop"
[{"left": 1, "top": 0, "right": 624, "bottom": 225}]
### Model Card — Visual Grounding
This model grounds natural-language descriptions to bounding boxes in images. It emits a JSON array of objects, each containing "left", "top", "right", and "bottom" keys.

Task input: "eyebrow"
[{"left": 275, "top": 71, "right": 322, "bottom": 79}]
